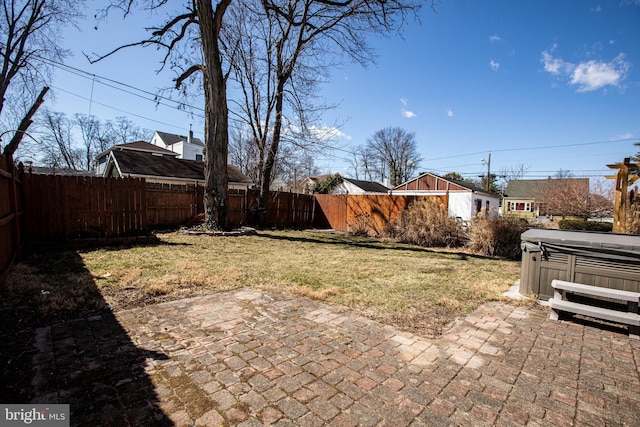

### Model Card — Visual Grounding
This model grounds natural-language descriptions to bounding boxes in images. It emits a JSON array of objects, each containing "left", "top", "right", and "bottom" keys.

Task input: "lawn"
[{"left": 5, "top": 229, "right": 522, "bottom": 337}]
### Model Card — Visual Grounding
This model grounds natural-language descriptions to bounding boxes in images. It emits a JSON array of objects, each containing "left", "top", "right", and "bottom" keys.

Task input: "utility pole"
[{"left": 482, "top": 152, "right": 491, "bottom": 191}]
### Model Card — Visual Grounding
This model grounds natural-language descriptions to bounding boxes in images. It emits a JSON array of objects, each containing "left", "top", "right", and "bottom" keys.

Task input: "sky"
[{"left": 43, "top": 0, "right": 640, "bottom": 186}]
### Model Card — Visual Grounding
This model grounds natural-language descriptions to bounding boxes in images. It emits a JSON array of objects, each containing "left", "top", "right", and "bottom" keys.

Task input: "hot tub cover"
[{"left": 521, "top": 229, "right": 640, "bottom": 261}]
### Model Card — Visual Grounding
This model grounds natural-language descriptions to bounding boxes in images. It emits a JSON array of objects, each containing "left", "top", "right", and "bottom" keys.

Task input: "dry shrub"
[
  {"left": 383, "top": 198, "right": 465, "bottom": 248},
  {"left": 347, "top": 213, "right": 373, "bottom": 236},
  {"left": 626, "top": 200, "right": 640, "bottom": 234},
  {"left": 469, "top": 216, "right": 529, "bottom": 259}
]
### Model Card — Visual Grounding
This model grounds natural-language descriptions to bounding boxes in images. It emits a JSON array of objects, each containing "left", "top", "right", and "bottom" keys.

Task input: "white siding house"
[
  {"left": 392, "top": 172, "right": 501, "bottom": 222},
  {"left": 150, "top": 130, "right": 205, "bottom": 161}
]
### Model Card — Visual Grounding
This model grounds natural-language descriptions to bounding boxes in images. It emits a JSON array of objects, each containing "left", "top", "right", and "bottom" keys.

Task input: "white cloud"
[
  {"left": 540, "top": 47, "right": 630, "bottom": 92},
  {"left": 489, "top": 59, "right": 500, "bottom": 71},
  {"left": 489, "top": 34, "right": 501, "bottom": 43},
  {"left": 570, "top": 54, "right": 629, "bottom": 92},
  {"left": 401, "top": 109, "right": 417, "bottom": 118},
  {"left": 617, "top": 132, "right": 634, "bottom": 139},
  {"left": 446, "top": 109, "right": 454, "bottom": 117},
  {"left": 591, "top": 5, "right": 602, "bottom": 12},
  {"left": 307, "top": 125, "right": 351, "bottom": 141},
  {"left": 400, "top": 98, "right": 416, "bottom": 118},
  {"left": 541, "top": 47, "right": 571, "bottom": 75}
]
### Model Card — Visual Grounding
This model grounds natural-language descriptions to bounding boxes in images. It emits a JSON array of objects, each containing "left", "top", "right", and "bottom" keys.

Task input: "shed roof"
[
  {"left": 394, "top": 172, "right": 498, "bottom": 197},
  {"left": 343, "top": 178, "right": 390, "bottom": 193}
]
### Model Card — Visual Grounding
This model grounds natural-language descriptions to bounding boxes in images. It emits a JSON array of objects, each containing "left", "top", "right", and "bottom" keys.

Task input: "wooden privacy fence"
[
  {"left": 146, "top": 182, "right": 202, "bottom": 227},
  {"left": 144, "top": 185, "right": 316, "bottom": 228},
  {"left": 0, "top": 155, "right": 23, "bottom": 285},
  {"left": 22, "top": 174, "right": 146, "bottom": 240},
  {"left": 19, "top": 174, "right": 318, "bottom": 243},
  {"left": 11, "top": 172, "right": 443, "bottom": 248},
  {"left": 314, "top": 194, "right": 449, "bottom": 234}
]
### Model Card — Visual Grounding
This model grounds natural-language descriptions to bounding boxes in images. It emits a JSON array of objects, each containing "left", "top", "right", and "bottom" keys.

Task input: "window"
[
  {"left": 195, "top": 154, "right": 203, "bottom": 161},
  {"left": 509, "top": 202, "right": 531, "bottom": 212}
]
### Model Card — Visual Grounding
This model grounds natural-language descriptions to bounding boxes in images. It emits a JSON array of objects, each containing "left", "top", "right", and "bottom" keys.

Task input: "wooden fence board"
[
  {"left": 0, "top": 155, "right": 23, "bottom": 286},
  {"left": 18, "top": 174, "right": 441, "bottom": 244},
  {"left": 314, "top": 194, "right": 448, "bottom": 234}
]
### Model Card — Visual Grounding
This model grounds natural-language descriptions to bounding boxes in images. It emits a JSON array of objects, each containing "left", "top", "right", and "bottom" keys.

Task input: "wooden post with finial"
[{"left": 606, "top": 158, "right": 639, "bottom": 233}]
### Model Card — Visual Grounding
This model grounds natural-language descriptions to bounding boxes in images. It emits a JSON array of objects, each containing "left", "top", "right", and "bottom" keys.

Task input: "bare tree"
[
  {"left": 94, "top": 0, "right": 232, "bottom": 229},
  {"left": 499, "top": 163, "right": 530, "bottom": 181},
  {"left": 39, "top": 109, "right": 79, "bottom": 169},
  {"left": 105, "top": 116, "right": 152, "bottom": 146},
  {"left": 75, "top": 114, "right": 110, "bottom": 170},
  {"left": 225, "top": 0, "right": 423, "bottom": 222},
  {"left": 365, "top": 127, "right": 421, "bottom": 186},
  {"left": 0, "top": 0, "right": 84, "bottom": 156},
  {"left": 229, "top": 126, "right": 319, "bottom": 189},
  {"left": 349, "top": 145, "right": 379, "bottom": 181},
  {"left": 229, "top": 128, "right": 261, "bottom": 183},
  {"left": 536, "top": 173, "right": 591, "bottom": 219}
]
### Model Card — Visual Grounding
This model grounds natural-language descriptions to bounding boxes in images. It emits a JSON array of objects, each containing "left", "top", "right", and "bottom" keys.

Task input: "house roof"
[
  {"left": 343, "top": 178, "right": 390, "bottom": 193},
  {"left": 505, "top": 178, "right": 589, "bottom": 199},
  {"left": 28, "top": 166, "right": 95, "bottom": 177},
  {"left": 394, "top": 172, "right": 498, "bottom": 197},
  {"left": 95, "top": 141, "right": 178, "bottom": 161},
  {"left": 108, "top": 149, "right": 252, "bottom": 184},
  {"left": 155, "top": 130, "right": 204, "bottom": 147},
  {"left": 446, "top": 178, "right": 496, "bottom": 196}
]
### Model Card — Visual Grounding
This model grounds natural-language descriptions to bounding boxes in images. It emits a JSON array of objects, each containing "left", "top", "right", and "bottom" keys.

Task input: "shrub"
[
  {"left": 468, "top": 216, "right": 529, "bottom": 259},
  {"left": 558, "top": 219, "right": 612, "bottom": 232},
  {"left": 383, "top": 198, "right": 465, "bottom": 247},
  {"left": 347, "top": 212, "right": 373, "bottom": 237},
  {"left": 312, "top": 173, "right": 343, "bottom": 194}
]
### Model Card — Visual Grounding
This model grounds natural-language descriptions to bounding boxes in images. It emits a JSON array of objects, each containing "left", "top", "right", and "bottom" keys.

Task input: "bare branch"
[{"left": 175, "top": 64, "right": 203, "bottom": 89}]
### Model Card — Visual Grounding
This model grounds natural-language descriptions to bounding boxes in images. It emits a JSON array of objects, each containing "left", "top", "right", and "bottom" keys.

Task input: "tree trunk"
[
  {"left": 258, "top": 79, "right": 286, "bottom": 225},
  {"left": 197, "top": 0, "right": 231, "bottom": 230},
  {"left": 3, "top": 86, "right": 49, "bottom": 157}
]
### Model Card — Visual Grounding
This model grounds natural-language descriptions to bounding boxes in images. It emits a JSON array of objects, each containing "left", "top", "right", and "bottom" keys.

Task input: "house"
[
  {"left": 391, "top": 172, "right": 501, "bottom": 221},
  {"left": 95, "top": 141, "right": 176, "bottom": 175},
  {"left": 332, "top": 178, "right": 390, "bottom": 194},
  {"left": 150, "top": 130, "right": 205, "bottom": 161},
  {"left": 294, "top": 174, "right": 331, "bottom": 194},
  {"left": 96, "top": 141, "right": 253, "bottom": 190},
  {"left": 503, "top": 178, "right": 589, "bottom": 220},
  {"left": 502, "top": 179, "right": 549, "bottom": 220}
]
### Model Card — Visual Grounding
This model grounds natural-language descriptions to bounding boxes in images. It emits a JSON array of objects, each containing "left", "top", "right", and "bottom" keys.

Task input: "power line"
[
  {"left": 42, "top": 56, "right": 638, "bottom": 173},
  {"left": 50, "top": 85, "right": 194, "bottom": 132},
  {"left": 424, "top": 138, "right": 638, "bottom": 162},
  {"left": 40, "top": 56, "right": 206, "bottom": 114}
]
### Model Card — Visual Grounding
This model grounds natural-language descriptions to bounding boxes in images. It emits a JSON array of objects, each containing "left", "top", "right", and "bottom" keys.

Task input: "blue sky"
[{"left": 48, "top": 0, "right": 640, "bottom": 185}]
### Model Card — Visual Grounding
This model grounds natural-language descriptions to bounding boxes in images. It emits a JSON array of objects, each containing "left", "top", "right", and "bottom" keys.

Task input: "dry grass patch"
[{"left": 5, "top": 230, "right": 521, "bottom": 337}]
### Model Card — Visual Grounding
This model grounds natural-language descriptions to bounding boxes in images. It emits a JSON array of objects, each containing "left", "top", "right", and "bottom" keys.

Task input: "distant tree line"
[{"left": 20, "top": 112, "right": 151, "bottom": 171}]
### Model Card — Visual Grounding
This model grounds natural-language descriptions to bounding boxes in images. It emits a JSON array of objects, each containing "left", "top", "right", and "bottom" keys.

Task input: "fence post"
[{"left": 8, "top": 157, "right": 21, "bottom": 261}]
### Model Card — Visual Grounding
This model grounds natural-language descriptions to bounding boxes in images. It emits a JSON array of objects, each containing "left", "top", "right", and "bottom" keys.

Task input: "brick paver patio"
[{"left": 31, "top": 288, "right": 640, "bottom": 426}]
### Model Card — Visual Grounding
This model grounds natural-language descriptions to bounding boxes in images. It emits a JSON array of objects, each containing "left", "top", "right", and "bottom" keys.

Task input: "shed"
[
  {"left": 392, "top": 172, "right": 500, "bottom": 221},
  {"left": 520, "top": 229, "right": 640, "bottom": 300}
]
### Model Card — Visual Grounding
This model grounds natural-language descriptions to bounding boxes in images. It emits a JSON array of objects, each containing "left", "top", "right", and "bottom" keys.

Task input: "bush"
[
  {"left": 468, "top": 217, "right": 530, "bottom": 259},
  {"left": 558, "top": 219, "right": 612, "bottom": 232},
  {"left": 383, "top": 198, "right": 465, "bottom": 247},
  {"left": 312, "top": 173, "right": 343, "bottom": 194},
  {"left": 347, "top": 212, "right": 373, "bottom": 237}
]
